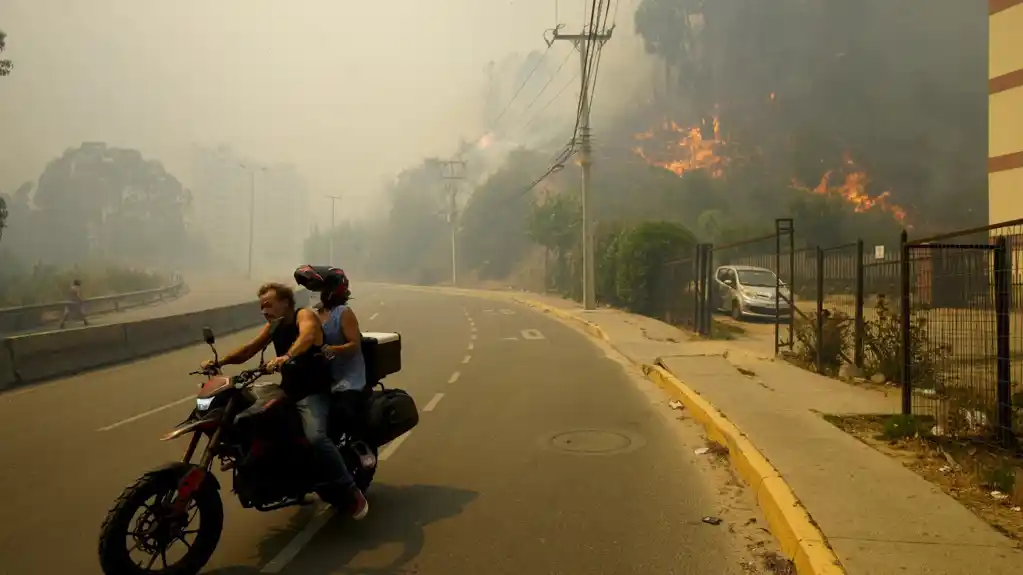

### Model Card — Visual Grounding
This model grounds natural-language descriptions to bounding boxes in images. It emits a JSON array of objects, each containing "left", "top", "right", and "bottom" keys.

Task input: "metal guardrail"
[{"left": 0, "top": 282, "right": 187, "bottom": 333}]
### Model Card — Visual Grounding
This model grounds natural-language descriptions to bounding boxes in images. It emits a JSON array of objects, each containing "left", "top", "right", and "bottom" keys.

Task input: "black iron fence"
[
  {"left": 641, "top": 216, "right": 1022, "bottom": 450},
  {"left": 899, "top": 220, "right": 1023, "bottom": 449}
]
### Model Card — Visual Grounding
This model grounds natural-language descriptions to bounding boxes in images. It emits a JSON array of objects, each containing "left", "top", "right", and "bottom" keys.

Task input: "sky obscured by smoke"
[{"left": 0, "top": 0, "right": 650, "bottom": 226}]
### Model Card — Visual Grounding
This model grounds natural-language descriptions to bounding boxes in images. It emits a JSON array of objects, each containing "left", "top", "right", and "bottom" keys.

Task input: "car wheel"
[{"left": 731, "top": 299, "right": 743, "bottom": 321}]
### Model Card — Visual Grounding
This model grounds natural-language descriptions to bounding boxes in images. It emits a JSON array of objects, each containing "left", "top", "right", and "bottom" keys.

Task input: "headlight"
[{"left": 196, "top": 397, "right": 214, "bottom": 411}]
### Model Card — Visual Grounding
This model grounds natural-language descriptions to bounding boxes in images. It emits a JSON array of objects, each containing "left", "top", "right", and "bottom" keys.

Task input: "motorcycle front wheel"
[{"left": 98, "top": 469, "right": 224, "bottom": 575}]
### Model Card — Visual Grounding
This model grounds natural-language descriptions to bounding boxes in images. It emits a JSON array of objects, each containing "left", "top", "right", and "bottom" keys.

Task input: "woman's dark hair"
[{"left": 319, "top": 289, "right": 350, "bottom": 310}]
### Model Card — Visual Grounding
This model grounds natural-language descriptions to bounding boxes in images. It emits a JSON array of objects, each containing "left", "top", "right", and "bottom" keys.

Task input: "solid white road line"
[
  {"left": 260, "top": 506, "right": 335, "bottom": 573},
  {"left": 97, "top": 396, "right": 195, "bottom": 432},
  {"left": 379, "top": 431, "right": 412, "bottom": 461},
  {"left": 462, "top": 355, "right": 471, "bottom": 364},
  {"left": 422, "top": 392, "right": 445, "bottom": 412},
  {"left": 448, "top": 371, "right": 461, "bottom": 384}
]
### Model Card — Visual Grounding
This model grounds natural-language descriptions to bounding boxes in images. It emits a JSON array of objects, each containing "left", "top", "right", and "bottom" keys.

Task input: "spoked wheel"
[{"left": 98, "top": 470, "right": 223, "bottom": 575}]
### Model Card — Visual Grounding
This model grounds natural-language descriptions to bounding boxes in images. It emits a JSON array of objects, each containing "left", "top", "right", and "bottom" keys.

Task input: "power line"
[
  {"left": 488, "top": 44, "right": 553, "bottom": 129},
  {"left": 521, "top": 71, "right": 580, "bottom": 132},
  {"left": 518, "top": 49, "right": 574, "bottom": 118}
]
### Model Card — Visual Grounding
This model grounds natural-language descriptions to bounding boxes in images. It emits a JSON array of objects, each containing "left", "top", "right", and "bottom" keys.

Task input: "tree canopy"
[
  {"left": 3, "top": 143, "right": 193, "bottom": 267},
  {"left": 0, "top": 29, "right": 11, "bottom": 76}
]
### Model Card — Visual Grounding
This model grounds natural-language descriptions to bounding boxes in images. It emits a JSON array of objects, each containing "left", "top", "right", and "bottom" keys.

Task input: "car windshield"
[{"left": 737, "top": 270, "right": 779, "bottom": 287}]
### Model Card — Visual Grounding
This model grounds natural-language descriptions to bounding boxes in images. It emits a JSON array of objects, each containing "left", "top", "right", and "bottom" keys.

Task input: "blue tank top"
[{"left": 323, "top": 304, "right": 367, "bottom": 392}]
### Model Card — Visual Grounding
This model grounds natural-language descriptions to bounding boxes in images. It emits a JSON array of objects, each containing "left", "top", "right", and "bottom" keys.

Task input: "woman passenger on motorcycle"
[{"left": 318, "top": 271, "right": 368, "bottom": 395}]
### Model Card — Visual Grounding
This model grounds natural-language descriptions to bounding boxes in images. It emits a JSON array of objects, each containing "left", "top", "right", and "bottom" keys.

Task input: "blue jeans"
[{"left": 296, "top": 393, "right": 354, "bottom": 488}]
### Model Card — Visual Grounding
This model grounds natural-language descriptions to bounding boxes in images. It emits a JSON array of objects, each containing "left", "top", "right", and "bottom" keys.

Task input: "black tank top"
[{"left": 270, "top": 312, "right": 330, "bottom": 399}]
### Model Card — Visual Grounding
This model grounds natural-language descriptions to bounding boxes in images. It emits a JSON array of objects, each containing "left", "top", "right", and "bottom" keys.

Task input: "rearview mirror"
[{"left": 202, "top": 327, "right": 215, "bottom": 345}]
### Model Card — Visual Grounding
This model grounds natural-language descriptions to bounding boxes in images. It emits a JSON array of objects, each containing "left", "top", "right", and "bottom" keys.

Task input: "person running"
[{"left": 59, "top": 279, "right": 88, "bottom": 329}]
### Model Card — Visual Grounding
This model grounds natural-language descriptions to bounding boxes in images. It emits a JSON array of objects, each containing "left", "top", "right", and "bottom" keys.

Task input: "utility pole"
[
  {"left": 325, "top": 195, "right": 343, "bottom": 266},
  {"left": 439, "top": 159, "right": 467, "bottom": 287},
  {"left": 239, "top": 163, "right": 266, "bottom": 280},
  {"left": 551, "top": 13, "right": 613, "bottom": 311}
]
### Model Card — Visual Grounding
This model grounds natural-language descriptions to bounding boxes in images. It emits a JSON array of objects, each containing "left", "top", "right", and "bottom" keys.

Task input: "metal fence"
[
  {"left": 900, "top": 220, "right": 1023, "bottom": 449},
  {"left": 0, "top": 281, "right": 187, "bottom": 334},
  {"left": 640, "top": 215, "right": 1021, "bottom": 450}
]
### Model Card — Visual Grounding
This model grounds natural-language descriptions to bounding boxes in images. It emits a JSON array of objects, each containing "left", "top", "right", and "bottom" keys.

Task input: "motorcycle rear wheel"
[{"left": 98, "top": 469, "right": 223, "bottom": 575}]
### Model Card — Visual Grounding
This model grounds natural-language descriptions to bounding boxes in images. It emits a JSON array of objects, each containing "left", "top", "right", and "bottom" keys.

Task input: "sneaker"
[{"left": 350, "top": 487, "right": 369, "bottom": 520}]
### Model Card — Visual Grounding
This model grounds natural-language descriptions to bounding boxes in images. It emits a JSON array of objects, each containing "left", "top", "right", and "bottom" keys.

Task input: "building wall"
[{"left": 989, "top": 1, "right": 1023, "bottom": 224}]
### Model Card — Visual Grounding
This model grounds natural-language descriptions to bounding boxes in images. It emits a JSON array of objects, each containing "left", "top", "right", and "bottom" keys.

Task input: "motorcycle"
[{"left": 97, "top": 326, "right": 416, "bottom": 575}]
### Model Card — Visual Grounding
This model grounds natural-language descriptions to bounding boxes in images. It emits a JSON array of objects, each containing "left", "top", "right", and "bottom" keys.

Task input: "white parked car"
[{"left": 713, "top": 265, "right": 792, "bottom": 321}]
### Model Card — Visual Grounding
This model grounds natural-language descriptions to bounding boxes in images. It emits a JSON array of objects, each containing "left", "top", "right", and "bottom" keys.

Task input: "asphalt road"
[{"left": 0, "top": 284, "right": 776, "bottom": 574}]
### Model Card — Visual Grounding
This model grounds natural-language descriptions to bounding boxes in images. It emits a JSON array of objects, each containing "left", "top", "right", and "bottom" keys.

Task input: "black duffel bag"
[{"left": 364, "top": 385, "right": 419, "bottom": 447}]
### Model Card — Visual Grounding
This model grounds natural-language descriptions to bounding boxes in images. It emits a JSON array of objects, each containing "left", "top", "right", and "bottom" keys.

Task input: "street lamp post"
[
  {"left": 239, "top": 163, "right": 265, "bottom": 280},
  {"left": 325, "top": 195, "right": 342, "bottom": 266}
]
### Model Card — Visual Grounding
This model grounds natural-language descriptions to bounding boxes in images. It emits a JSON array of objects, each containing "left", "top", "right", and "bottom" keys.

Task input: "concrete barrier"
[
  {"left": 123, "top": 311, "right": 208, "bottom": 358},
  {"left": 0, "top": 288, "right": 309, "bottom": 389},
  {"left": 7, "top": 324, "right": 132, "bottom": 383},
  {"left": 0, "top": 340, "right": 15, "bottom": 390}
]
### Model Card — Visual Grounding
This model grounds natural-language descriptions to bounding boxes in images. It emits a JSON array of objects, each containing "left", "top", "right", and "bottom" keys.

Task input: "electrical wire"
[
  {"left": 507, "top": 0, "right": 607, "bottom": 201},
  {"left": 521, "top": 71, "right": 580, "bottom": 132},
  {"left": 519, "top": 49, "right": 574, "bottom": 118},
  {"left": 488, "top": 44, "right": 553, "bottom": 129}
]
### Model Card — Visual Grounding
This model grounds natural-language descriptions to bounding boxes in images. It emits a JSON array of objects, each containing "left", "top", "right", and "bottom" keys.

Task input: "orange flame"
[
  {"left": 791, "top": 153, "right": 907, "bottom": 223},
  {"left": 631, "top": 118, "right": 726, "bottom": 178},
  {"left": 477, "top": 133, "right": 495, "bottom": 150}
]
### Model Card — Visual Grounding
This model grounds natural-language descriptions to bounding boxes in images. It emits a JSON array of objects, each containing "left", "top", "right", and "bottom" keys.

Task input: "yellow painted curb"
[{"left": 643, "top": 364, "right": 846, "bottom": 575}]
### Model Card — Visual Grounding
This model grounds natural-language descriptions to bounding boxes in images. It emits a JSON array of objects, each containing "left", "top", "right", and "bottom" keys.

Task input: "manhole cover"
[{"left": 549, "top": 430, "right": 635, "bottom": 454}]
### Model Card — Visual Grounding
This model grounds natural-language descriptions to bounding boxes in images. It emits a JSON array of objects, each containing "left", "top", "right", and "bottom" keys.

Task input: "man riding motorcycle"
[{"left": 201, "top": 281, "right": 369, "bottom": 519}]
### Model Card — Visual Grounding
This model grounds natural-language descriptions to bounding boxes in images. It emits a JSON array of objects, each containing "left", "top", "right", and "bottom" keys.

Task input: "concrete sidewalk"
[{"left": 517, "top": 293, "right": 1023, "bottom": 574}]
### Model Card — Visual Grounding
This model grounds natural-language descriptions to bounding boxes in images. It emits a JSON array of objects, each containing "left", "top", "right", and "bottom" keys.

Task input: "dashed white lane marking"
[
  {"left": 97, "top": 396, "right": 195, "bottom": 432},
  {"left": 470, "top": 334, "right": 477, "bottom": 341},
  {"left": 503, "top": 337, "right": 519, "bottom": 341},
  {"left": 468, "top": 342, "right": 474, "bottom": 351},
  {"left": 448, "top": 371, "right": 461, "bottom": 384},
  {"left": 422, "top": 393, "right": 445, "bottom": 412},
  {"left": 462, "top": 355, "right": 471, "bottom": 364},
  {"left": 260, "top": 506, "right": 335, "bottom": 573},
  {"left": 369, "top": 312, "right": 379, "bottom": 321},
  {"left": 379, "top": 431, "right": 412, "bottom": 461}
]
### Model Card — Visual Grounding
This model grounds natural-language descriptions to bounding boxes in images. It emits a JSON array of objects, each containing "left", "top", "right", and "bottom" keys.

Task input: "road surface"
[{"left": 0, "top": 284, "right": 778, "bottom": 574}]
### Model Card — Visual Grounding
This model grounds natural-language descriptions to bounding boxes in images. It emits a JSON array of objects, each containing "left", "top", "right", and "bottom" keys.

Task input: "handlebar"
[{"left": 189, "top": 364, "right": 271, "bottom": 381}]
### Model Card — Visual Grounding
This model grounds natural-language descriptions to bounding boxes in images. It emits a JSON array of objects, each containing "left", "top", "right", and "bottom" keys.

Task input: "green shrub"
[
  {"left": 863, "top": 295, "right": 949, "bottom": 390},
  {"left": 595, "top": 221, "right": 629, "bottom": 307},
  {"left": 613, "top": 221, "right": 697, "bottom": 317}
]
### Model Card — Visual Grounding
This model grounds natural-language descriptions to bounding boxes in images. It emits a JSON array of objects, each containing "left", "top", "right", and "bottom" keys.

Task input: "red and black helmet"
[{"left": 293, "top": 265, "right": 350, "bottom": 306}]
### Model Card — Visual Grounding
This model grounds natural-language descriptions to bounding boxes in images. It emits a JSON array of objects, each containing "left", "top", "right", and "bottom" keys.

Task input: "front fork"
[{"left": 169, "top": 397, "right": 235, "bottom": 514}]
